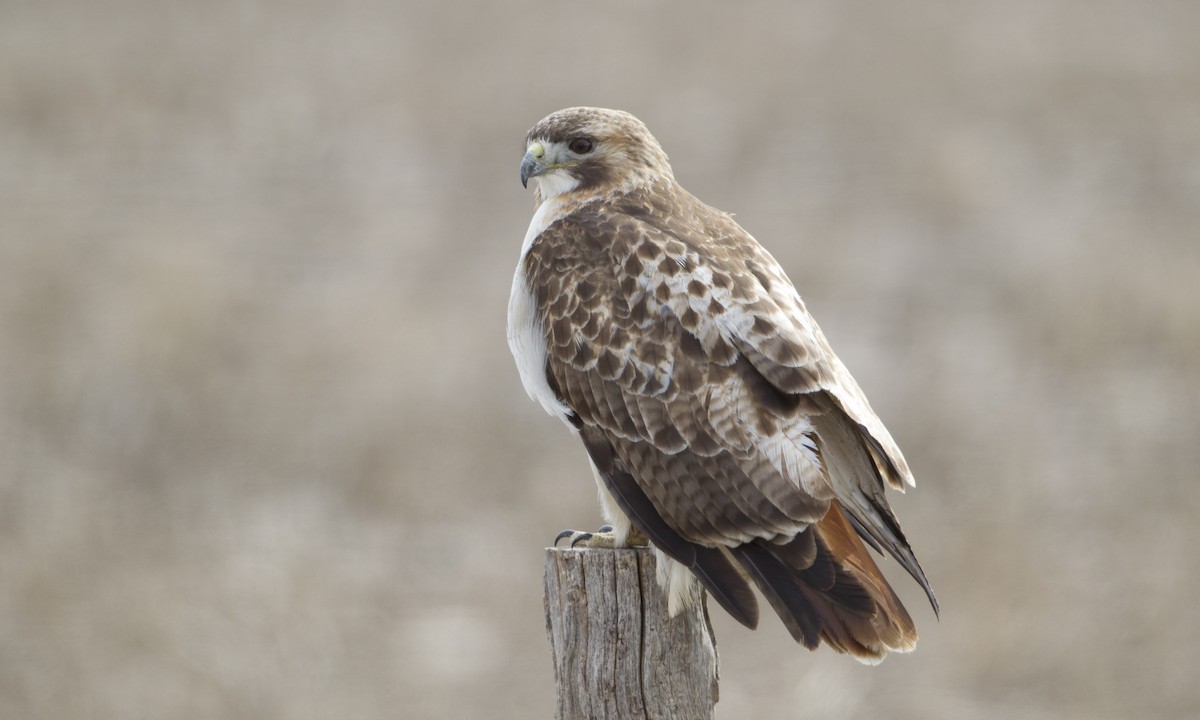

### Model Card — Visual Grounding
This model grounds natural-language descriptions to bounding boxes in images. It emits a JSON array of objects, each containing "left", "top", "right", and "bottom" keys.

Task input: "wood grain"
[{"left": 544, "top": 547, "right": 718, "bottom": 720}]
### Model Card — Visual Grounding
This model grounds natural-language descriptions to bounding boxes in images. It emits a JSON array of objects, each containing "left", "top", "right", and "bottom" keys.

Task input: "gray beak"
[
  {"left": 520, "top": 142, "right": 548, "bottom": 188},
  {"left": 520, "top": 150, "right": 541, "bottom": 188}
]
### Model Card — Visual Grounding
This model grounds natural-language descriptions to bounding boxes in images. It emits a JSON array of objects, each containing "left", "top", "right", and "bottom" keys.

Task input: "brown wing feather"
[{"left": 525, "top": 207, "right": 829, "bottom": 545}]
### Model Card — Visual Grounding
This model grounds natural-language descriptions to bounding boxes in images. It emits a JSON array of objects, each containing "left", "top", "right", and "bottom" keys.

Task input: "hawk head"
[{"left": 520, "top": 107, "right": 674, "bottom": 199}]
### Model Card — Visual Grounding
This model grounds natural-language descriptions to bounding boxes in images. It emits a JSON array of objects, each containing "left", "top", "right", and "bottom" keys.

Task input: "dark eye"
[{"left": 568, "top": 138, "right": 594, "bottom": 154}]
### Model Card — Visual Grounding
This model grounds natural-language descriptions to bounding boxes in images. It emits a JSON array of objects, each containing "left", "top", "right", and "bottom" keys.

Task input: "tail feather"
[
  {"left": 692, "top": 546, "right": 760, "bottom": 630},
  {"left": 815, "top": 500, "right": 918, "bottom": 656},
  {"left": 730, "top": 500, "right": 919, "bottom": 663},
  {"left": 729, "top": 542, "right": 823, "bottom": 648}
]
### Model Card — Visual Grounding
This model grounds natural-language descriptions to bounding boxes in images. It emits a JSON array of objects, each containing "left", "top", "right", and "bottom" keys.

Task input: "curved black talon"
[
  {"left": 597, "top": 524, "right": 614, "bottom": 533},
  {"left": 554, "top": 529, "right": 577, "bottom": 547},
  {"left": 569, "top": 532, "right": 594, "bottom": 548}
]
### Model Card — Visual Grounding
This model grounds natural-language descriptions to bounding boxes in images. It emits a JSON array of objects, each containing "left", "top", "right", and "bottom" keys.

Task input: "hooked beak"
[{"left": 520, "top": 142, "right": 546, "bottom": 188}]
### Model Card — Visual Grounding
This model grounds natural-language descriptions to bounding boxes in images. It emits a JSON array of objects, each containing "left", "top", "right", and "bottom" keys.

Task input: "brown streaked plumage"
[{"left": 508, "top": 107, "right": 937, "bottom": 663}]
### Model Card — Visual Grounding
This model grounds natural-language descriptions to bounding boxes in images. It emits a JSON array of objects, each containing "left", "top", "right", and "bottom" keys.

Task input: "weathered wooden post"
[{"left": 543, "top": 546, "right": 719, "bottom": 719}]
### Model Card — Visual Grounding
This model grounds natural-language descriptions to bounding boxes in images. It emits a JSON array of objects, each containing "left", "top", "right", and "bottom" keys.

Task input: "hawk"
[{"left": 508, "top": 107, "right": 937, "bottom": 663}]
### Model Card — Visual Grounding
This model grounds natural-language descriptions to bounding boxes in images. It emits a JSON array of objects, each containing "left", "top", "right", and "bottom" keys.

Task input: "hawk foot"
[{"left": 553, "top": 525, "right": 649, "bottom": 549}]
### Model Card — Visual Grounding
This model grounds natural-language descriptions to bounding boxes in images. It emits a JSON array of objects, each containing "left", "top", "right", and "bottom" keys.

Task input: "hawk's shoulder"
[{"left": 523, "top": 185, "right": 830, "bottom": 396}]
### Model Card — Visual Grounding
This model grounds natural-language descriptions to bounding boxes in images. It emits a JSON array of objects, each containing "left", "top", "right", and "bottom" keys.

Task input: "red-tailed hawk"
[{"left": 508, "top": 107, "right": 937, "bottom": 663}]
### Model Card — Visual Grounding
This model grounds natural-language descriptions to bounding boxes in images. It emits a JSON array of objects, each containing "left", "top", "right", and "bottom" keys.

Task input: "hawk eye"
[{"left": 568, "top": 138, "right": 594, "bottom": 155}]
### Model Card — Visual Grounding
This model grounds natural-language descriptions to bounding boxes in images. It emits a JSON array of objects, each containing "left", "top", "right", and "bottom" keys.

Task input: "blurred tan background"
[{"left": 2, "top": 1, "right": 1198, "bottom": 718}]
